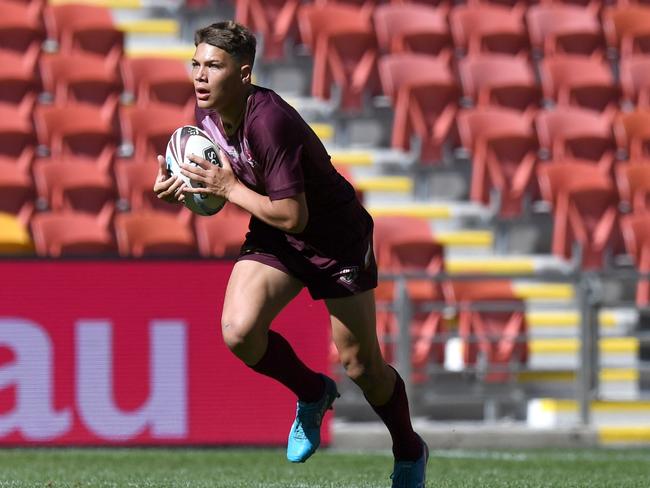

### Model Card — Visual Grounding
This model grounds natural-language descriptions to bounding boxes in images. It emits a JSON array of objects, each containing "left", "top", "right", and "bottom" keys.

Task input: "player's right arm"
[{"left": 153, "top": 155, "right": 187, "bottom": 204}]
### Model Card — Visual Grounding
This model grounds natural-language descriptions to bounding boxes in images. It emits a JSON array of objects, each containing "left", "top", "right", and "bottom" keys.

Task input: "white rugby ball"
[{"left": 165, "top": 125, "right": 226, "bottom": 216}]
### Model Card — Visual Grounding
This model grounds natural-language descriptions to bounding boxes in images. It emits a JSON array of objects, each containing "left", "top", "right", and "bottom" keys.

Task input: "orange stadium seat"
[
  {"left": 30, "top": 210, "right": 116, "bottom": 257},
  {"left": 456, "top": 107, "right": 539, "bottom": 217},
  {"left": 535, "top": 107, "right": 617, "bottom": 174},
  {"left": 234, "top": 0, "right": 302, "bottom": 60},
  {"left": 297, "top": 2, "right": 380, "bottom": 111},
  {"left": 526, "top": 4, "right": 605, "bottom": 58},
  {"left": 114, "top": 210, "right": 197, "bottom": 257},
  {"left": 603, "top": 6, "right": 650, "bottom": 58},
  {"left": 44, "top": 3, "right": 123, "bottom": 63},
  {"left": 447, "top": 280, "right": 528, "bottom": 383},
  {"left": 32, "top": 160, "right": 116, "bottom": 220},
  {"left": 449, "top": 4, "right": 528, "bottom": 57},
  {"left": 0, "top": 46, "right": 40, "bottom": 109},
  {"left": 537, "top": 160, "right": 620, "bottom": 268},
  {"left": 620, "top": 212, "right": 650, "bottom": 306},
  {"left": 620, "top": 55, "right": 650, "bottom": 107},
  {"left": 378, "top": 53, "right": 459, "bottom": 162},
  {"left": 34, "top": 105, "right": 118, "bottom": 172},
  {"left": 614, "top": 109, "right": 650, "bottom": 161},
  {"left": 121, "top": 57, "right": 194, "bottom": 111},
  {"left": 539, "top": 55, "right": 620, "bottom": 117},
  {"left": 0, "top": 1, "right": 44, "bottom": 53},
  {"left": 615, "top": 161, "right": 650, "bottom": 213},
  {"left": 457, "top": 53, "right": 541, "bottom": 116},
  {"left": 0, "top": 212, "right": 33, "bottom": 255},
  {"left": 373, "top": 3, "right": 452, "bottom": 58},
  {"left": 194, "top": 206, "right": 250, "bottom": 258}
]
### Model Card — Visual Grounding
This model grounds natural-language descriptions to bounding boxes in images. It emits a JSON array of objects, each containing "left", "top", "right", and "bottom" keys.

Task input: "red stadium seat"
[
  {"left": 615, "top": 161, "right": 650, "bottom": 213},
  {"left": 121, "top": 56, "right": 194, "bottom": 111},
  {"left": 456, "top": 107, "right": 539, "bottom": 217},
  {"left": 535, "top": 107, "right": 617, "bottom": 174},
  {"left": 373, "top": 215, "right": 433, "bottom": 267},
  {"left": 378, "top": 53, "right": 459, "bottom": 163},
  {"left": 603, "top": 6, "right": 650, "bottom": 58},
  {"left": 539, "top": 55, "right": 620, "bottom": 117},
  {"left": 0, "top": 105, "right": 37, "bottom": 172},
  {"left": 0, "top": 46, "right": 40, "bottom": 108},
  {"left": 537, "top": 160, "right": 620, "bottom": 268},
  {"left": 30, "top": 210, "right": 116, "bottom": 257},
  {"left": 0, "top": 162, "right": 34, "bottom": 225},
  {"left": 526, "top": 4, "right": 605, "bottom": 57},
  {"left": 620, "top": 212, "right": 650, "bottom": 306},
  {"left": 614, "top": 109, "right": 650, "bottom": 161},
  {"left": 457, "top": 53, "right": 541, "bottom": 116},
  {"left": 620, "top": 55, "right": 650, "bottom": 107},
  {"left": 449, "top": 4, "right": 528, "bottom": 57},
  {"left": 34, "top": 105, "right": 118, "bottom": 172},
  {"left": 447, "top": 280, "right": 527, "bottom": 383},
  {"left": 0, "top": 1, "right": 44, "bottom": 53},
  {"left": 114, "top": 210, "right": 197, "bottom": 257},
  {"left": 373, "top": 3, "right": 452, "bottom": 58},
  {"left": 195, "top": 206, "right": 250, "bottom": 258},
  {"left": 44, "top": 3, "right": 124, "bottom": 63},
  {"left": 297, "top": 2, "right": 379, "bottom": 111},
  {"left": 234, "top": 0, "right": 302, "bottom": 60}
]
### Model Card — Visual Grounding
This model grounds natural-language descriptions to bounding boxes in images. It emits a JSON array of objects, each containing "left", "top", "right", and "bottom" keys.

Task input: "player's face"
[{"left": 191, "top": 43, "right": 251, "bottom": 112}]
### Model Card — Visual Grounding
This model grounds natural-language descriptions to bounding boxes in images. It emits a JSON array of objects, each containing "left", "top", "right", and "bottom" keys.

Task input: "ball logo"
[{"left": 203, "top": 147, "right": 219, "bottom": 167}]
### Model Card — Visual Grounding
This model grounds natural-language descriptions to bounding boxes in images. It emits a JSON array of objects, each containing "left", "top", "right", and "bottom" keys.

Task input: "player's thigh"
[
  {"left": 325, "top": 289, "right": 383, "bottom": 368},
  {"left": 222, "top": 259, "right": 303, "bottom": 338}
]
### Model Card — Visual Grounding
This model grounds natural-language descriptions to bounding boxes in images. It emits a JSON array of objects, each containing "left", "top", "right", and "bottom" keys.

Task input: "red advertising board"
[{"left": 0, "top": 260, "right": 332, "bottom": 445}]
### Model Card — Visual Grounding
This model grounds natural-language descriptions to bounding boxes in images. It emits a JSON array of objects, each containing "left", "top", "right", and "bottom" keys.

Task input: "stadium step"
[
  {"left": 518, "top": 369, "right": 640, "bottom": 400},
  {"left": 527, "top": 337, "right": 640, "bottom": 369}
]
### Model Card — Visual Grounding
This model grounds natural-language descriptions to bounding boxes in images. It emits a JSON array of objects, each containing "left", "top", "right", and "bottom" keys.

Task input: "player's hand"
[
  {"left": 181, "top": 148, "right": 237, "bottom": 200},
  {"left": 153, "top": 155, "right": 186, "bottom": 203}
]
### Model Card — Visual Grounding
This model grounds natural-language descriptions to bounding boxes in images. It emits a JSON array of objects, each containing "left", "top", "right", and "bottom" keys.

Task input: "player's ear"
[{"left": 240, "top": 63, "right": 252, "bottom": 84}]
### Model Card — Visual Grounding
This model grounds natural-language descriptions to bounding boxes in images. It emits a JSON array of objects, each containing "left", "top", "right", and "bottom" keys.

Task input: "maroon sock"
[
  {"left": 367, "top": 368, "right": 423, "bottom": 461},
  {"left": 249, "top": 330, "right": 325, "bottom": 403}
]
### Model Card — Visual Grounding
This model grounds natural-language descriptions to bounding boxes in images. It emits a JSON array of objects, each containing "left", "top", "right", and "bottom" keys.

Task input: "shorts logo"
[{"left": 336, "top": 266, "right": 359, "bottom": 285}]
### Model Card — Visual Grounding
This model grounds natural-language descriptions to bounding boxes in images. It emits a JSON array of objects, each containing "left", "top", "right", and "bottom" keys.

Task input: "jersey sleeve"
[{"left": 247, "top": 112, "right": 305, "bottom": 201}]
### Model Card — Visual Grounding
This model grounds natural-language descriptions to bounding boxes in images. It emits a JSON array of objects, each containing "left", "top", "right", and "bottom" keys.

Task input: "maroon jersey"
[{"left": 196, "top": 86, "right": 373, "bottom": 262}]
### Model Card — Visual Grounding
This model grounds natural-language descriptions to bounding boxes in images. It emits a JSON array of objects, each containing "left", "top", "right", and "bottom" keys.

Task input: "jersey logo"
[
  {"left": 336, "top": 266, "right": 359, "bottom": 285},
  {"left": 242, "top": 137, "right": 257, "bottom": 168}
]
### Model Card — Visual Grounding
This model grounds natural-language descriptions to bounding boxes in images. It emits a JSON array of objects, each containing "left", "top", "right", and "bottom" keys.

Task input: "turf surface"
[{"left": 0, "top": 447, "right": 648, "bottom": 487}]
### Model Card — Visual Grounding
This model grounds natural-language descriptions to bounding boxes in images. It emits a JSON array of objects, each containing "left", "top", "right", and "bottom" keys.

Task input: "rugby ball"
[{"left": 165, "top": 125, "right": 226, "bottom": 216}]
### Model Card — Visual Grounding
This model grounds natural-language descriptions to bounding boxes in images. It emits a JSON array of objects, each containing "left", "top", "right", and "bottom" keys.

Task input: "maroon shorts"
[{"left": 236, "top": 231, "right": 378, "bottom": 300}]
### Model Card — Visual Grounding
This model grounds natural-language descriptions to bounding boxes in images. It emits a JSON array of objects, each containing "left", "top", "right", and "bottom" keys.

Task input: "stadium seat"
[
  {"left": 526, "top": 4, "right": 605, "bottom": 58},
  {"left": 378, "top": 53, "right": 459, "bottom": 162},
  {"left": 0, "top": 211, "right": 33, "bottom": 254},
  {"left": 114, "top": 210, "right": 197, "bottom": 257},
  {"left": 449, "top": 4, "right": 528, "bottom": 57},
  {"left": 457, "top": 53, "right": 541, "bottom": 116},
  {"left": 120, "top": 104, "right": 194, "bottom": 162},
  {"left": 535, "top": 107, "right": 617, "bottom": 174},
  {"left": 539, "top": 55, "right": 620, "bottom": 117},
  {"left": 620, "top": 212, "right": 650, "bottom": 306},
  {"left": 373, "top": 3, "right": 452, "bottom": 58},
  {"left": 0, "top": 162, "right": 34, "bottom": 225},
  {"left": 615, "top": 161, "right": 650, "bottom": 213},
  {"left": 34, "top": 105, "right": 118, "bottom": 172},
  {"left": 537, "top": 160, "right": 620, "bottom": 268},
  {"left": 30, "top": 210, "right": 116, "bottom": 257},
  {"left": 234, "top": 0, "right": 301, "bottom": 60},
  {"left": 0, "top": 45, "right": 40, "bottom": 108},
  {"left": 603, "top": 6, "right": 650, "bottom": 58},
  {"left": 613, "top": 109, "right": 650, "bottom": 161},
  {"left": 620, "top": 54, "right": 650, "bottom": 107},
  {"left": 32, "top": 160, "right": 116, "bottom": 220},
  {"left": 44, "top": 3, "right": 124, "bottom": 64},
  {"left": 39, "top": 52, "right": 122, "bottom": 118},
  {"left": 0, "top": 105, "right": 37, "bottom": 172},
  {"left": 194, "top": 206, "right": 250, "bottom": 258},
  {"left": 447, "top": 280, "right": 528, "bottom": 383},
  {"left": 456, "top": 107, "right": 539, "bottom": 217},
  {"left": 297, "top": 2, "right": 380, "bottom": 110},
  {"left": 121, "top": 57, "right": 194, "bottom": 112},
  {"left": 0, "top": 1, "right": 44, "bottom": 53}
]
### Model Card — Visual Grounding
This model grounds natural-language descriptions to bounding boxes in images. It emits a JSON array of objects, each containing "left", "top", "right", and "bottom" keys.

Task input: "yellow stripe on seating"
[
  {"left": 537, "top": 399, "right": 650, "bottom": 413},
  {"left": 435, "top": 230, "right": 493, "bottom": 247},
  {"left": 530, "top": 337, "right": 639, "bottom": 354},
  {"left": 446, "top": 258, "right": 536, "bottom": 274},
  {"left": 526, "top": 311, "right": 619, "bottom": 328},
  {"left": 0, "top": 213, "right": 33, "bottom": 254},
  {"left": 127, "top": 46, "right": 195, "bottom": 60},
  {"left": 513, "top": 283, "right": 575, "bottom": 300},
  {"left": 518, "top": 368, "right": 638, "bottom": 383},
  {"left": 309, "top": 123, "right": 334, "bottom": 142},
  {"left": 599, "top": 427, "right": 650, "bottom": 444},
  {"left": 118, "top": 19, "right": 179, "bottom": 35},
  {"left": 330, "top": 151, "right": 373, "bottom": 166},
  {"left": 49, "top": 0, "right": 142, "bottom": 8},
  {"left": 355, "top": 176, "right": 413, "bottom": 193},
  {"left": 368, "top": 204, "right": 451, "bottom": 219}
]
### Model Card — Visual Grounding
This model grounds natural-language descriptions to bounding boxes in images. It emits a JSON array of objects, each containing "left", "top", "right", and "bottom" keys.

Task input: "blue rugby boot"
[
  {"left": 286, "top": 374, "right": 339, "bottom": 463},
  {"left": 390, "top": 435, "right": 429, "bottom": 488}
]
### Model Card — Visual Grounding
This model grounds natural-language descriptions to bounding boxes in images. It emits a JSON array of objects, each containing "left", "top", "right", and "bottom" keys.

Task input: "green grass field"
[{"left": 0, "top": 447, "right": 649, "bottom": 487}]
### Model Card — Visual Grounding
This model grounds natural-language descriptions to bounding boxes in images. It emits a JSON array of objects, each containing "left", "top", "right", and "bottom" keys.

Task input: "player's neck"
[{"left": 220, "top": 88, "right": 252, "bottom": 137}]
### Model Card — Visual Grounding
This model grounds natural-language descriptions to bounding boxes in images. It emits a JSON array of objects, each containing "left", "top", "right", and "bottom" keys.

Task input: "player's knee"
[{"left": 221, "top": 319, "right": 254, "bottom": 357}]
